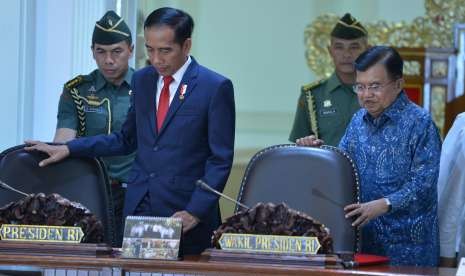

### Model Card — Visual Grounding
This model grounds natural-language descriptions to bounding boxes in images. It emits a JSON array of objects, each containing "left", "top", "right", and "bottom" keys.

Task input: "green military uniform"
[
  {"left": 289, "top": 73, "right": 360, "bottom": 146},
  {"left": 57, "top": 68, "right": 136, "bottom": 182},
  {"left": 56, "top": 10, "right": 133, "bottom": 246},
  {"left": 289, "top": 12, "right": 367, "bottom": 146}
]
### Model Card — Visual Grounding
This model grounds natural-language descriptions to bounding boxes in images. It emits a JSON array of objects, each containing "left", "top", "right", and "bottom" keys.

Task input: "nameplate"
[
  {"left": 0, "top": 224, "right": 84, "bottom": 243},
  {"left": 122, "top": 216, "right": 182, "bottom": 260},
  {"left": 218, "top": 233, "right": 321, "bottom": 255}
]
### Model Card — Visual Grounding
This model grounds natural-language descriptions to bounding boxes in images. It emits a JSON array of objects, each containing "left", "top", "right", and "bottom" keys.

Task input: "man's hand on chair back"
[
  {"left": 24, "top": 141, "right": 70, "bottom": 167},
  {"left": 295, "top": 135, "right": 325, "bottom": 147}
]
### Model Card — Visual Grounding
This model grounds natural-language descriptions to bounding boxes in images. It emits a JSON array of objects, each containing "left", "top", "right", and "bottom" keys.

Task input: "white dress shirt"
[
  {"left": 438, "top": 112, "right": 465, "bottom": 258},
  {"left": 156, "top": 56, "right": 192, "bottom": 109}
]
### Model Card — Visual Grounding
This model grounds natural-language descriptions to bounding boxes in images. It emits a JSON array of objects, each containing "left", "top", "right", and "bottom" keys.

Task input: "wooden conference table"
[{"left": 0, "top": 252, "right": 457, "bottom": 276}]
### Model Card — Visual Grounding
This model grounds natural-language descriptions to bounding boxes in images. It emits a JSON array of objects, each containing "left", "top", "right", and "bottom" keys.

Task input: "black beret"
[
  {"left": 92, "top": 11, "right": 132, "bottom": 45},
  {"left": 330, "top": 13, "right": 367, "bottom": 39}
]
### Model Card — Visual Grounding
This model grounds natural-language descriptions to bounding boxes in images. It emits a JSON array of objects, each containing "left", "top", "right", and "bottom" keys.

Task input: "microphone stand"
[
  {"left": 196, "top": 179, "right": 250, "bottom": 210},
  {"left": 311, "top": 188, "right": 346, "bottom": 208},
  {"left": 0, "top": 179, "right": 29, "bottom": 197}
]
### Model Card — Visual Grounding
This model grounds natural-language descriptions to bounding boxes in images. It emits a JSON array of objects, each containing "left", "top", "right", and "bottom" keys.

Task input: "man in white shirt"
[{"left": 438, "top": 112, "right": 465, "bottom": 267}]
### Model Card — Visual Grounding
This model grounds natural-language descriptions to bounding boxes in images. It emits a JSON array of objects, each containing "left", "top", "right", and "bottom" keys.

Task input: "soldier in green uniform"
[
  {"left": 54, "top": 11, "right": 135, "bottom": 245},
  {"left": 289, "top": 13, "right": 369, "bottom": 146}
]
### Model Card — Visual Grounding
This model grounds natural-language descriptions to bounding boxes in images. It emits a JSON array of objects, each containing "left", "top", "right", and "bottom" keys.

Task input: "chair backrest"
[
  {"left": 235, "top": 144, "right": 360, "bottom": 253},
  {"left": 0, "top": 144, "right": 115, "bottom": 246}
]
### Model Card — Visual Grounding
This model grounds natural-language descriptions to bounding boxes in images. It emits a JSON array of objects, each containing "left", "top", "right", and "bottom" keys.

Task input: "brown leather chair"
[
  {"left": 235, "top": 144, "right": 360, "bottom": 253},
  {"left": 0, "top": 144, "right": 116, "bottom": 246}
]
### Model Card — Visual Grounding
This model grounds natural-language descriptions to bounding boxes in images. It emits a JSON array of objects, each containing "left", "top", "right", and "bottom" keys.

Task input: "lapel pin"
[{"left": 179, "top": 84, "right": 187, "bottom": 100}]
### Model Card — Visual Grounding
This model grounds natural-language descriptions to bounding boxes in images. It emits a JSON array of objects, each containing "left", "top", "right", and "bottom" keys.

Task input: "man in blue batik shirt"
[{"left": 297, "top": 46, "right": 441, "bottom": 266}]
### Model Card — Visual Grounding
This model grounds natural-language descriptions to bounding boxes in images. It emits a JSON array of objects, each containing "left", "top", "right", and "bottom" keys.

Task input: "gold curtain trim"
[{"left": 305, "top": 0, "right": 464, "bottom": 78}]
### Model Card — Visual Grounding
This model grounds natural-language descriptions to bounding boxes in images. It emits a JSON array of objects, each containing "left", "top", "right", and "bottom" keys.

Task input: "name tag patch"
[
  {"left": 84, "top": 105, "right": 105, "bottom": 114},
  {"left": 320, "top": 108, "right": 337, "bottom": 116}
]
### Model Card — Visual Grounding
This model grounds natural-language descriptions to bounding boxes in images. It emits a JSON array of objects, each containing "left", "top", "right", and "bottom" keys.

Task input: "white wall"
[
  {"left": 32, "top": 1, "right": 74, "bottom": 142},
  {"left": 0, "top": 1, "right": 27, "bottom": 149}
]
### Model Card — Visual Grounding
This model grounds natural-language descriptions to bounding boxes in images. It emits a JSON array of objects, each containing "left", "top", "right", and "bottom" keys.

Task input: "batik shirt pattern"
[{"left": 339, "top": 92, "right": 441, "bottom": 266}]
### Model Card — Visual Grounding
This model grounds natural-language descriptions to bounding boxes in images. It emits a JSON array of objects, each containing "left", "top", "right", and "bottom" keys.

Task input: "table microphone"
[
  {"left": 196, "top": 179, "right": 250, "bottom": 210},
  {"left": 0, "top": 179, "right": 30, "bottom": 197}
]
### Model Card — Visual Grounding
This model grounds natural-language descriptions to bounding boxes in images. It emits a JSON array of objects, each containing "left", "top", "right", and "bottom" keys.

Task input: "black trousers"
[{"left": 111, "top": 184, "right": 126, "bottom": 247}]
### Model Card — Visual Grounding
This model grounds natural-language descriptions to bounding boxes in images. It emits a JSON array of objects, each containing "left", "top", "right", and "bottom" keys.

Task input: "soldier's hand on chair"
[
  {"left": 24, "top": 140, "right": 70, "bottom": 167},
  {"left": 344, "top": 198, "right": 390, "bottom": 227},
  {"left": 296, "top": 135, "right": 324, "bottom": 147},
  {"left": 172, "top": 210, "right": 199, "bottom": 234}
]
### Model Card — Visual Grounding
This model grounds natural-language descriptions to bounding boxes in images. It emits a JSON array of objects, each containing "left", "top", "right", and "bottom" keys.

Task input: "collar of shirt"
[
  {"left": 362, "top": 91, "right": 409, "bottom": 127},
  {"left": 325, "top": 72, "right": 355, "bottom": 94},
  {"left": 123, "top": 68, "right": 134, "bottom": 87},
  {"left": 94, "top": 70, "right": 107, "bottom": 92},
  {"left": 95, "top": 67, "right": 134, "bottom": 92},
  {"left": 156, "top": 56, "right": 192, "bottom": 107}
]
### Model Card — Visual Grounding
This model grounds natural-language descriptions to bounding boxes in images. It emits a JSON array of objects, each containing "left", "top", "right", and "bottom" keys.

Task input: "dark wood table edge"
[{"left": 0, "top": 252, "right": 457, "bottom": 276}]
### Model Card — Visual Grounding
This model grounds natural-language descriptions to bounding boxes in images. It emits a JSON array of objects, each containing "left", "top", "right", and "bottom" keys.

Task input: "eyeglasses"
[{"left": 353, "top": 80, "right": 397, "bottom": 94}]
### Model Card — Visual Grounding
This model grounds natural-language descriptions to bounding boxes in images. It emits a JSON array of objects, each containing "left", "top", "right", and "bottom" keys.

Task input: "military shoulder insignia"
[
  {"left": 301, "top": 79, "right": 325, "bottom": 94},
  {"left": 64, "top": 75, "right": 88, "bottom": 90}
]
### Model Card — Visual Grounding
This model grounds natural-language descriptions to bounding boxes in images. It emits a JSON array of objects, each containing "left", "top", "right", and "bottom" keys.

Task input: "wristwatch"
[{"left": 384, "top": 198, "right": 392, "bottom": 212}]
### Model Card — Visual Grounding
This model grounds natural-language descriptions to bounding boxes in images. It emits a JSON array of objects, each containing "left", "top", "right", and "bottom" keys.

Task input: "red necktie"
[{"left": 156, "top": 76, "right": 174, "bottom": 131}]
